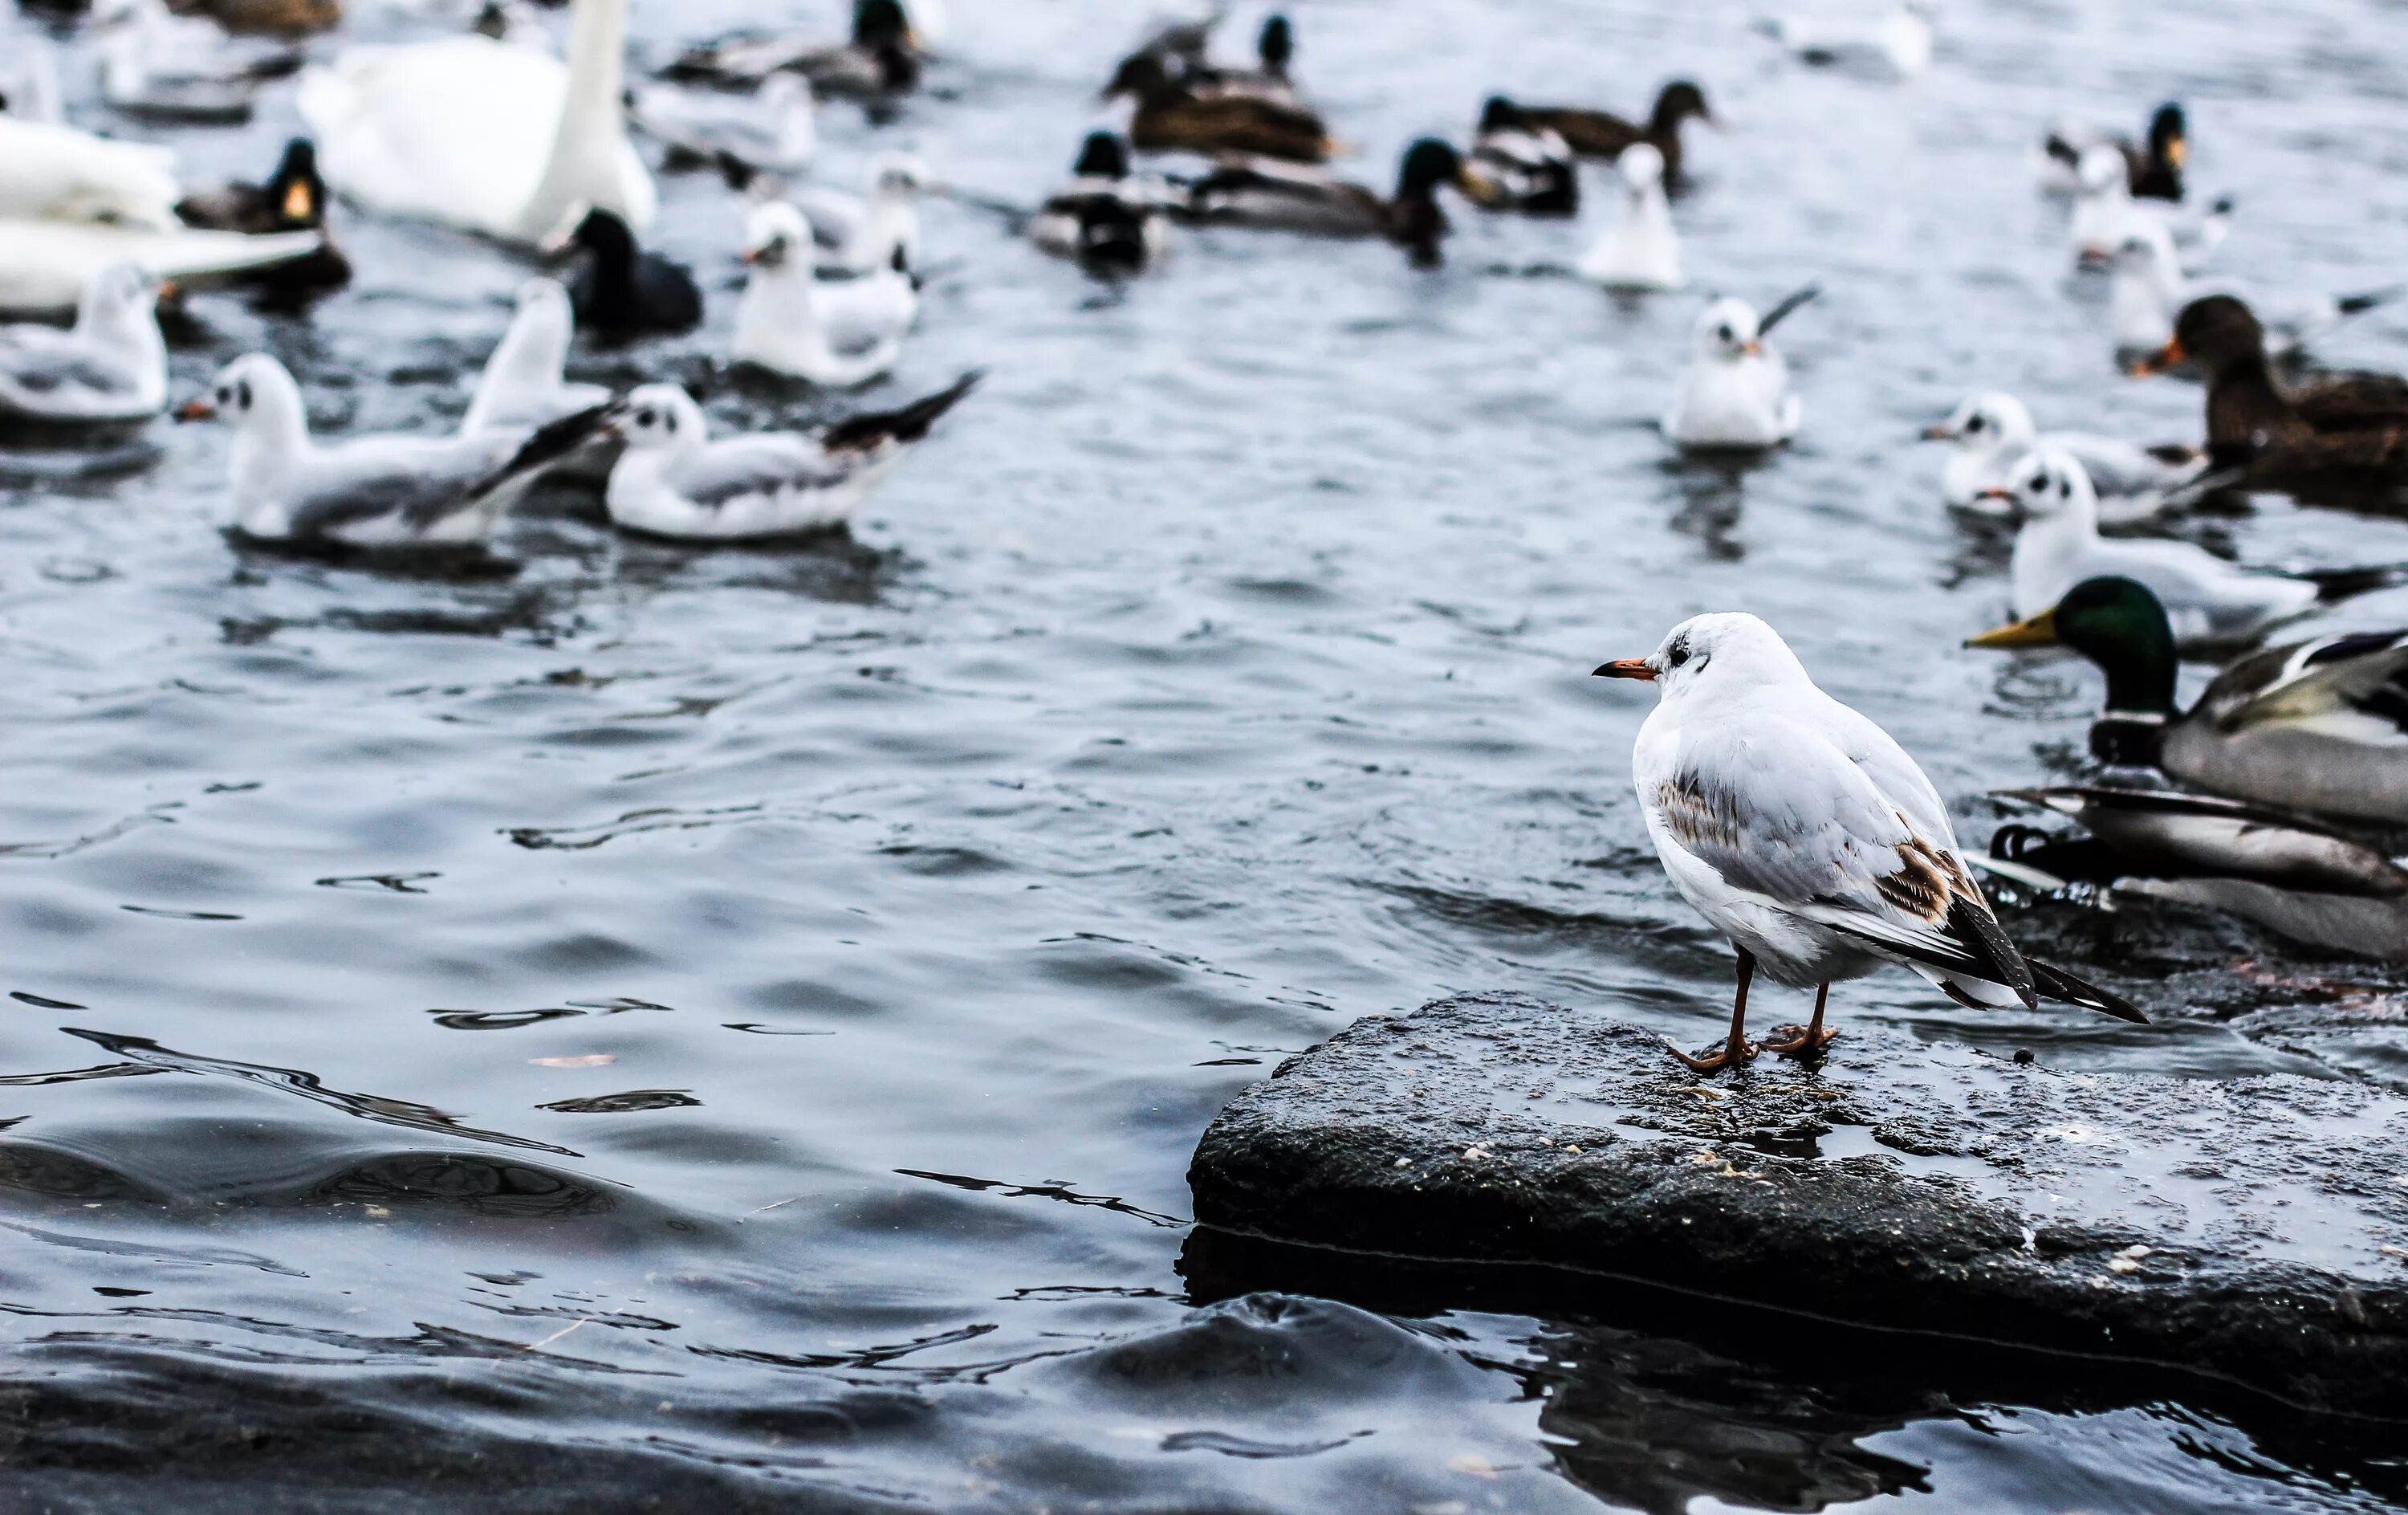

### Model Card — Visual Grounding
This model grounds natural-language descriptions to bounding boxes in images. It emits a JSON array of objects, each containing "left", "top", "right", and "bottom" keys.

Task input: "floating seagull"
[
  {"left": 1922, "top": 391, "right": 2201, "bottom": 523},
  {"left": 629, "top": 72, "right": 816, "bottom": 181},
  {"left": 603, "top": 373, "right": 976, "bottom": 539},
  {"left": 0, "top": 263, "right": 167, "bottom": 425},
  {"left": 177, "top": 352, "right": 610, "bottom": 547},
  {"left": 789, "top": 152, "right": 928, "bottom": 274},
  {"left": 663, "top": 0, "right": 925, "bottom": 99},
  {"left": 1662, "top": 287, "right": 1814, "bottom": 450},
  {"left": 94, "top": 0, "right": 302, "bottom": 124},
  {"left": 1579, "top": 142, "right": 1682, "bottom": 290},
  {"left": 2070, "top": 146, "right": 2227, "bottom": 270},
  {"left": 1596, "top": 612, "right": 2142, "bottom": 1071},
  {"left": 1977, "top": 787, "right": 2408, "bottom": 962},
  {"left": 173, "top": 137, "right": 352, "bottom": 299},
  {"left": 297, "top": 0, "right": 653, "bottom": 246},
  {"left": 1983, "top": 447, "right": 2382, "bottom": 650},
  {"left": 1759, "top": 0, "right": 1934, "bottom": 79},
  {"left": 0, "top": 116, "right": 181, "bottom": 229},
  {"left": 0, "top": 36, "right": 65, "bottom": 124},
  {"left": 1180, "top": 139, "right": 1500, "bottom": 267},
  {"left": 462, "top": 277, "right": 612, "bottom": 434},
  {"left": 559, "top": 207, "right": 702, "bottom": 340},
  {"left": 2107, "top": 227, "right": 2389, "bottom": 362},
  {"left": 2036, "top": 102, "right": 2185, "bottom": 202},
  {"left": 1470, "top": 98, "right": 1578, "bottom": 216},
  {"left": 0, "top": 218, "right": 323, "bottom": 318},
  {"left": 732, "top": 201, "right": 913, "bottom": 385},
  {"left": 1510, "top": 82, "right": 1715, "bottom": 185},
  {"left": 1970, "top": 576, "right": 2408, "bottom": 828},
  {"left": 1031, "top": 132, "right": 1172, "bottom": 273},
  {"left": 2130, "top": 295, "right": 2408, "bottom": 487}
]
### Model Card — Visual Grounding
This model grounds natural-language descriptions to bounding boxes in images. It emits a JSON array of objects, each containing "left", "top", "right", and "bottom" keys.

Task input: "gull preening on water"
[
  {"left": 297, "top": 0, "right": 654, "bottom": 246},
  {"left": 1662, "top": 287, "right": 1814, "bottom": 450},
  {"left": 1923, "top": 391, "right": 2201, "bottom": 523},
  {"left": 1578, "top": 142, "right": 1682, "bottom": 291},
  {"left": 603, "top": 373, "right": 977, "bottom": 539},
  {"left": 1596, "top": 613, "right": 2142, "bottom": 1070},
  {"left": 178, "top": 352, "right": 611, "bottom": 547},
  {"left": 0, "top": 263, "right": 168, "bottom": 425},
  {"left": 1988, "top": 447, "right": 2361, "bottom": 649},
  {"left": 733, "top": 201, "right": 915, "bottom": 384}
]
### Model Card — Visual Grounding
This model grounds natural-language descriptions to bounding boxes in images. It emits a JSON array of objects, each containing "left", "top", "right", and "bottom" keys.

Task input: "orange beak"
[
  {"left": 174, "top": 399, "right": 216, "bottom": 422},
  {"left": 1592, "top": 658, "right": 1658, "bottom": 681},
  {"left": 1919, "top": 422, "right": 1953, "bottom": 441},
  {"left": 1740, "top": 340, "right": 1762, "bottom": 356},
  {"left": 2127, "top": 337, "right": 2184, "bottom": 376}
]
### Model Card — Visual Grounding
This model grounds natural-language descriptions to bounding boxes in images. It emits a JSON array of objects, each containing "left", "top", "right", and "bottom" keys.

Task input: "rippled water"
[{"left": 6, "top": 0, "right": 2408, "bottom": 1508}]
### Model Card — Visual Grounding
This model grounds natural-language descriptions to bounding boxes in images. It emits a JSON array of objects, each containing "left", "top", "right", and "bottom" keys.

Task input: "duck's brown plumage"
[
  {"left": 1106, "top": 51, "right": 1330, "bottom": 163},
  {"left": 2151, "top": 295, "right": 2408, "bottom": 484},
  {"left": 1518, "top": 80, "right": 1711, "bottom": 184}
]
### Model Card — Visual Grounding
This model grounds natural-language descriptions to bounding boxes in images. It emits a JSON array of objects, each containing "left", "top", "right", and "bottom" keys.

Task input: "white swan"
[
  {"left": 0, "top": 218, "right": 322, "bottom": 318},
  {"left": 296, "top": 0, "right": 653, "bottom": 246},
  {"left": 0, "top": 116, "right": 181, "bottom": 229}
]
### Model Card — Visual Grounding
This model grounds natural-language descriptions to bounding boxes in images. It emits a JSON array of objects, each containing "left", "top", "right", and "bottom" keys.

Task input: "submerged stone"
[{"left": 1186, "top": 992, "right": 2408, "bottom": 1419}]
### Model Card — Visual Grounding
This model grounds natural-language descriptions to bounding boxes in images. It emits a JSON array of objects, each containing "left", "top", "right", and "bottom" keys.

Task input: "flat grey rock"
[{"left": 1187, "top": 992, "right": 2408, "bottom": 1419}]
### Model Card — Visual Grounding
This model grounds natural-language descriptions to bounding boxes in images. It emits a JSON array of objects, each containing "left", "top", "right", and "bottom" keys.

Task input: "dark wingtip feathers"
[
  {"left": 469, "top": 401, "right": 620, "bottom": 502},
  {"left": 2030, "top": 960, "right": 2148, "bottom": 1023},
  {"left": 821, "top": 370, "right": 983, "bottom": 453}
]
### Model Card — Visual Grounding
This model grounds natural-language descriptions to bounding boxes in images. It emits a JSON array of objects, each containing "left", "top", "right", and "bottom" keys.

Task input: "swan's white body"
[
  {"left": 297, "top": 0, "right": 654, "bottom": 246},
  {"left": 0, "top": 116, "right": 181, "bottom": 229}
]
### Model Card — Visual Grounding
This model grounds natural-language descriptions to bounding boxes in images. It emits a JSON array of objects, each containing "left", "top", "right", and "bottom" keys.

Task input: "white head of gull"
[
  {"left": 1922, "top": 389, "right": 2199, "bottom": 522},
  {"left": 1989, "top": 446, "right": 2318, "bottom": 647},
  {"left": 296, "top": 0, "right": 654, "bottom": 246},
  {"left": 0, "top": 262, "right": 168, "bottom": 423},
  {"left": 1578, "top": 141, "right": 1682, "bottom": 291},
  {"left": 1592, "top": 610, "right": 2143, "bottom": 1069},
  {"left": 791, "top": 151, "right": 930, "bottom": 274},
  {"left": 1661, "top": 287, "right": 1812, "bottom": 450}
]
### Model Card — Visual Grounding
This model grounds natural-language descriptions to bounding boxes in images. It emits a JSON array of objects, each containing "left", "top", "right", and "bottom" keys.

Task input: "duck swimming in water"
[
  {"left": 1180, "top": 138, "right": 1500, "bottom": 267},
  {"left": 1468, "top": 97, "right": 1578, "bottom": 216},
  {"left": 2038, "top": 102, "right": 2186, "bottom": 202},
  {"left": 1970, "top": 575, "right": 2408, "bottom": 829},
  {"left": 1102, "top": 46, "right": 1331, "bottom": 164},
  {"left": 1507, "top": 81, "right": 1714, "bottom": 188},
  {"left": 1031, "top": 132, "right": 1172, "bottom": 274}
]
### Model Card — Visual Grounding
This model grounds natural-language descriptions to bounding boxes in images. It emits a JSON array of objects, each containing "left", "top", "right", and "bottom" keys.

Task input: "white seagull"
[
  {"left": 0, "top": 263, "right": 168, "bottom": 424},
  {"left": 1922, "top": 390, "right": 2201, "bottom": 523},
  {"left": 177, "top": 352, "right": 610, "bottom": 548},
  {"left": 295, "top": 0, "right": 653, "bottom": 246},
  {"left": 789, "top": 152, "right": 929, "bottom": 275},
  {"left": 1577, "top": 141, "right": 1682, "bottom": 291},
  {"left": 1759, "top": 0, "right": 1934, "bottom": 79},
  {"left": 1662, "top": 287, "right": 1815, "bottom": 451},
  {"left": 462, "top": 277, "right": 611, "bottom": 434},
  {"left": 1988, "top": 447, "right": 2328, "bottom": 648},
  {"left": 603, "top": 373, "right": 977, "bottom": 540},
  {"left": 2105, "top": 223, "right": 2386, "bottom": 360},
  {"left": 0, "top": 218, "right": 322, "bottom": 320},
  {"left": 2070, "top": 146, "right": 2227, "bottom": 271},
  {"left": 629, "top": 72, "right": 817, "bottom": 178},
  {"left": 0, "top": 115, "right": 181, "bottom": 229},
  {"left": 732, "top": 201, "right": 915, "bottom": 385},
  {"left": 1596, "top": 612, "right": 2143, "bottom": 1070}
]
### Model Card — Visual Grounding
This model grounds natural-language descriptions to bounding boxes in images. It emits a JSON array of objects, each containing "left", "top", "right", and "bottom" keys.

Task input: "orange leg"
[
  {"left": 1667, "top": 949, "right": 1760, "bottom": 1073},
  {"left": 1765, "top": 983, "right": 1841, "bottom": 1059}
]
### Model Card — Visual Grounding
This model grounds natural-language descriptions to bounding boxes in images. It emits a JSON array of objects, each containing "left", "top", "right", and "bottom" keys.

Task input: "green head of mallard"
[
  {"left": 1397, "top": 137, "right": 1501, "bottom": 208},
  {"left": 1969, "top": 576, "right": 2182, "bottom": 764}
]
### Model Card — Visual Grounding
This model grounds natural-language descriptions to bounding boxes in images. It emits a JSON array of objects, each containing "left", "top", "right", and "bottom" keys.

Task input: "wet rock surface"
[{"left": 1188, "top": 992, "right": 2408, "bottom": 1419}]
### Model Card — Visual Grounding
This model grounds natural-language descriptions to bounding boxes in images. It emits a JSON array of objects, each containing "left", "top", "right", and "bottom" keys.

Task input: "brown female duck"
[
  {"left": 1510, "top": 80, "right": 1714, "bottom": 185},
  {"left": 1103, "top": 47, "right": 1331, "bottom": 164},
  {"left": 2133, "top": 294, "right": 2408, "bottom": 486}
]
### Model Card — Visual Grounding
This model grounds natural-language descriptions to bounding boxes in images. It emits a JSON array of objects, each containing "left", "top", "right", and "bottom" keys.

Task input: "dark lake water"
[{"left": 6, "top": 0, "right": 2408, "bottom": 1509}]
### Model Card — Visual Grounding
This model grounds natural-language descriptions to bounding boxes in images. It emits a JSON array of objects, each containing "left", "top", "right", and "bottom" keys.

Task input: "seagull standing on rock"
[{"left": 1596, "top": 613, "right": 2145, "bottom": 1071}]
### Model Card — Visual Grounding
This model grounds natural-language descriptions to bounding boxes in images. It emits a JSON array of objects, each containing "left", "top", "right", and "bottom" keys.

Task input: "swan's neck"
[{"left": 523, "top": 0, "right": 630, "bottom": 239}]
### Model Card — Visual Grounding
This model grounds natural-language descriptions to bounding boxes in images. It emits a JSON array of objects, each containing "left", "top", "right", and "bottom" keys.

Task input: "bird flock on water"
[{"left": 4, "top": 0, "right": 2408, "bottom": 1069}]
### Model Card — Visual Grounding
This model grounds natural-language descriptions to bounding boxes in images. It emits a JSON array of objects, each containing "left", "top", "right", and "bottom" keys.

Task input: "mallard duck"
[
  {"left": 1968, "top": 575, "right": 2408, "bottom": 826},
  {"left": 1975, "top": 787, "right": 2408, "bottom": 961},
  {"left": 2131, "top": 295, "right": 2408, "bottom": 487},
  {"left": 1469, "top": 97, "right": 1577, "bottom": 216},
  {"left": 1108, "top": 12, "right": 1302, "bottom": 106},
  {"left": 173, "top": 137, "right": 352, "bottom": 298},
  {"left": 1103, "top": 48, "right": 1331, "bottom": 164},
  {"left": 663, "top": 0, "right": 922, "bottom": 99},
  {"left": 1031, "top": 132, "right": 1171, "bottom": 274},
  {"left": 1180, "top": 138, "right": 1499, "bottom": 267},
  {"left": 1514, "top": 80, "right": 1714, "bottom": 186},
  {"left": 2038, "top": 102, "right": 2186, "bottom": 202}
]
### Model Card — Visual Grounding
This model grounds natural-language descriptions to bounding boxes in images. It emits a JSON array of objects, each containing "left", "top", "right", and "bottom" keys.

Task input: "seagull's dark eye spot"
[
  {"left": 1716, "top": 325, "right": 1734, "bottom": 344},
  {"left": 236, "top": 381, "right": 251, "bottom": 410},
  {"left": 1667, "top": 642, "right": 1690, "bottom": 668},
  {"left": 2060, "top": 479, "right": 2072, "bottom": 499},
  {"left": 635, "top": 407, "right": 657, "bottom": 428},
  {"left": 1966, "top": 415, "right": 1984, "bottom": 434},
  {"left": 215, "top": 386, "right": 231, "bottom": 405}
]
